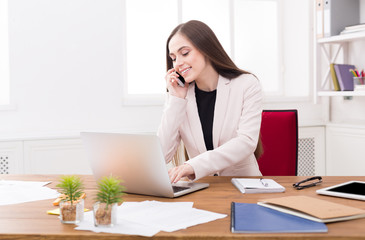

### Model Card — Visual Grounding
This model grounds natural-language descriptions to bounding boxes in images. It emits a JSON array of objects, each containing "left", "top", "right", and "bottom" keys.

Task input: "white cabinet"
[
  {"left": 316, "top": 31, "right": 365, "bottom": 97},
  {"left": 316, "top": 32, "right": 365, "bottom": 175},
  {"left": 0, "top": 138, "right": 92, "bottom": 175},
  {"left": 326, "top": 124, "right": 365, "bottom": 175},
  {"left": 23, "top": 138, "right": 92, "bottom": 175}
]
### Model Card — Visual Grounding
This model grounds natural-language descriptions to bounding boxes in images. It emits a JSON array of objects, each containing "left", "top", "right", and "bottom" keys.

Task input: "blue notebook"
[{"left": 231, "top": 202, "right": 328, "bottom": 233}]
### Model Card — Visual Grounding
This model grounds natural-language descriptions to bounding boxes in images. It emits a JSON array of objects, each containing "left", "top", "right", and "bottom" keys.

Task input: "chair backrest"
[{"left": 257, "top": 110, "right": 298, "bottom": 176}]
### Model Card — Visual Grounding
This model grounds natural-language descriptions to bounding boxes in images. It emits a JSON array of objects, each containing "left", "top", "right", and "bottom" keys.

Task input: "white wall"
[
  {"left": 1, "top": 0, "right": 163, "bottom": 139},
  {"left": 0, "top": 0, "right": 328, "bottom": 141}
]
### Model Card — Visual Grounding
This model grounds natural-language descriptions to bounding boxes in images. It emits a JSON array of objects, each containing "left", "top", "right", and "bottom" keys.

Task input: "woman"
[{"left": 158, "top": 20, "right": 262, "bottom": 183}]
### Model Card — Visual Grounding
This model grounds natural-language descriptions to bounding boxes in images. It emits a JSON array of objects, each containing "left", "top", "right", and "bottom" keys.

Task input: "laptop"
[{"left": 81, "top": 132, "right": 209, "bottom": 198}]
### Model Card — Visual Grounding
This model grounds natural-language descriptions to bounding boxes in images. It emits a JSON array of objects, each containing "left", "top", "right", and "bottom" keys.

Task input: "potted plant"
[
  {"left": 56, "top": 175, "right": 85, "bottom": 224},
  {"left": 93, "top": 175, "right": 125, "bottom": 227}
]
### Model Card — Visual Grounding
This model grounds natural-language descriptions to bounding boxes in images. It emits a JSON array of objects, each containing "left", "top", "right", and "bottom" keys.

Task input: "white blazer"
[{"left": 157, "top": 74, "right": 262, "bottom": 180}]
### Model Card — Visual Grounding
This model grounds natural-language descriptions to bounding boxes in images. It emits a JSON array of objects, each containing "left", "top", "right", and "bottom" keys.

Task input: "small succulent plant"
[
  {"left": 95, "top": 175, "right": 125, "bottom": 209},
  {"left": 56, "top": 175, "right": 84, "bottom": 206}
]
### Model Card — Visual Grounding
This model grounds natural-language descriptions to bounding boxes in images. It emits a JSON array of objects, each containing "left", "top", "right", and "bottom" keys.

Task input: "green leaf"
[
  {"left": 95, "top": 174, "right": 125, "bottom": 207},
  {"left": 56, "top": 175, "right": 85, "bottom": 205}
]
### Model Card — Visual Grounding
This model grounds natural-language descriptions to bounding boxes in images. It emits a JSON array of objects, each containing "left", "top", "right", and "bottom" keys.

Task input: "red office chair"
[{"left": 257, "top": 110, "right": 298, "bottom": 176}]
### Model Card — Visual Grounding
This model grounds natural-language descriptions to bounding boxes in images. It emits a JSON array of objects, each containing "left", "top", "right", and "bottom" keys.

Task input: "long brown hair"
[
  {"left": 166, "top": 20, "right": 250, "bottom": 78},
  {"left": 166, "top": 20, "right": 263, "bottom": 164}
]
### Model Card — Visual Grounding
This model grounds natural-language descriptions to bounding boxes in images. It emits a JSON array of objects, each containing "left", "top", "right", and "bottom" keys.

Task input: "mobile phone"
[{"left": 176, "top": 72, "right": 185, "bottom": 87}]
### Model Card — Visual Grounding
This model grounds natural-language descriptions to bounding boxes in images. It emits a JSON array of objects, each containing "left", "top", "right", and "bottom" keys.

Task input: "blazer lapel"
[
  {"left": 213, "top": 76, "right": 231, "bottom": 148},
  {"left": 186, "top": 83, "right": 207, "bottom": 153}
]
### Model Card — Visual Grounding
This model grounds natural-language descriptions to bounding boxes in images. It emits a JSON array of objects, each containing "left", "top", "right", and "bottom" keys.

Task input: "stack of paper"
[
  {"left": 75, "top": 200, "right": 226, "bottom": 237},
  {"left": 0, "top": 180, "right": 59, "bottom": 206},
  {"left": 340, "top": 23, "right": 365, "bottom": 35}
]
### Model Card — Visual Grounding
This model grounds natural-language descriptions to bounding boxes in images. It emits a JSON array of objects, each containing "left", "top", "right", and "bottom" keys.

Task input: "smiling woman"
[{"left": 158, "top": 20, "right": 263, "bottom": 183}]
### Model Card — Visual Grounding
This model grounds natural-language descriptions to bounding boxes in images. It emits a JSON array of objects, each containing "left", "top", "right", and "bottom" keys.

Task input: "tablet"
[{"left": 316, "top": 181, "right": 365, "bottom": 201}]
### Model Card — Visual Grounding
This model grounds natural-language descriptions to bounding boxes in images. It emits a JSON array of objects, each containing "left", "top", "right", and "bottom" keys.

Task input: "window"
[
  {"left": 123, "top": 0, "right": 311, "bottom": 105},
  {"left": 0, "top": 0, "right": 10, "bottom": 106},
  {"left": 181, "top": 0, "right": 231, "bottom": 54},
  {"left": 234, "top": 0, "right": 279, "bottom": 94},
  {"left": 123, "top": 0, "right": 178, "bottom": 105}
]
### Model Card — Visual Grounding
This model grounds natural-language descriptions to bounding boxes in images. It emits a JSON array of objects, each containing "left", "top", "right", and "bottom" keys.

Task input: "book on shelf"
[
  {"left": 257, "top": 195, "right": 365, "bottom": 223},
  {"left": 323, "top": 0, "right": 359, "bottom": 37},
  {"left": 231, "top": 178, "right": 285, "bottom": 194},
  {"left": 334, "top": 63, "right": 356, "bottom": 91},
  {"left": 330, "top": 63, "right": 341, "bottom": 91},
  {"left": 230, "top": 202, "right": 328, "bottom": 233},
  {"left": 341, "top": 23, "right": 365, "bottom": 35},
  {"left": 316, "top": 0, "right": 324, "bottom": 38}
]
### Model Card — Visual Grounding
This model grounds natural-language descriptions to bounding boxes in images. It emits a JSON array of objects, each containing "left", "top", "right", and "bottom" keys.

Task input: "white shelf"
[
  {"left": 316, "top": 31, "right": 365, "bottom": 98},
  {"left": 318, "top": 91, "right": 365, "bottom": 97},
  {"left": 317, "top": 31, "right": 365, "bottom": 44}
]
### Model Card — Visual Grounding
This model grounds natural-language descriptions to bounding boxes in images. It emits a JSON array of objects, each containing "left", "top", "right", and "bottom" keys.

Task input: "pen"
[
  {"left": 260, "top": 178, "right": 268, "bottom": 187},
  {"left": 356, "top": 69, "right": 360, "bottom": 77},
  {"left": 349, "top": 69, "right": 357, "bottom": 77}
]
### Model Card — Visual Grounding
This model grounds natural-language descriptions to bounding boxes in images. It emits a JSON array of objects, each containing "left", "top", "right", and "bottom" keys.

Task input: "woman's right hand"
[
  {"left": 168, "top": 163, "right": 195, "bottom": 183},
  {"left": 165, "top": 68, "right": 189, "bottom": 99}
]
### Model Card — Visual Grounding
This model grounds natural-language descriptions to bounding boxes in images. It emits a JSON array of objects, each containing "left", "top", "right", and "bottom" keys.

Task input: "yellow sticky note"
[
  {"left": 47, "top": 208, "right": 89, "bottom": 215},
  {"left": 47, "top": 208, "right": 60, "bottom": 215}
]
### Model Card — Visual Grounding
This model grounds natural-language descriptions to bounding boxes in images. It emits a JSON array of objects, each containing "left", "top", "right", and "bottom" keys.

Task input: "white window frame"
[{"left": 121, "top": 0, "right": 314, "bottom": 106}]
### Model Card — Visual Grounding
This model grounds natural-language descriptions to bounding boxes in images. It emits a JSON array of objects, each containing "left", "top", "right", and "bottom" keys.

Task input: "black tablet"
[{"left": 316, "top": 181, "right": 365, "bottom": 201}]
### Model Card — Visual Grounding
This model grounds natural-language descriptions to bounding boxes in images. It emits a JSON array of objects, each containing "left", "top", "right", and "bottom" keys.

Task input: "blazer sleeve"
[
  {"left": 157, "top": 93, "right": 188, "bottom": 163},
  {"left": 186, "top": 76, "right": 263, "bottom": 180}
]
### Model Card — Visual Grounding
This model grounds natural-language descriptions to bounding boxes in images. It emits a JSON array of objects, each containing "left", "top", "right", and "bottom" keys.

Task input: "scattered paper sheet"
[
  {"left": 75, "top": 200, "right": 227, "bottom": 237},
  {"left": 0, "top": 180, "right": 59, "bottom": 206}
]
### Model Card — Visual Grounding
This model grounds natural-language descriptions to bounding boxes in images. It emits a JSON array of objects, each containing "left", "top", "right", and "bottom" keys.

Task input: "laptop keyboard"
[{"left": 172, "top": 186, "right": 190, "bottom": 193}]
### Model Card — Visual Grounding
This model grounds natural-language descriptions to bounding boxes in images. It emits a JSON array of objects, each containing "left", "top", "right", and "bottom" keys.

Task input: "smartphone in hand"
[{"left": 176, "top": 72, "right": 185, "bottom": 87}]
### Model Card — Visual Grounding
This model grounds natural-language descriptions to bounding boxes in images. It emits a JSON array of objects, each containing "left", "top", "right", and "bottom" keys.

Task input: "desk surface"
[{"left": 1, "top": 175, "right": 365, "bottom": 240}]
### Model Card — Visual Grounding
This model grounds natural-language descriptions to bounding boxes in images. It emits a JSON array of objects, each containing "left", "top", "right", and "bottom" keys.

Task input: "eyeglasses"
[{"left": 293, "top": 176, "right": 322, "bottom": 190}]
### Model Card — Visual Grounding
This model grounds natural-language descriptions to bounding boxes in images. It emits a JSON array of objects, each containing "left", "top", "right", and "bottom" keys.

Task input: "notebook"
[
  {"left": 330, "top": 63, "right": 341, "bottom": 91},
  {"left": 81, "top": 132, "right": 209, "bottom": 198},
  {"left": 258, "top": 195, "right": 365, "bottom": 223},
  {"left": 334, "top": 64, "right": 356, "bottom": 91},
  {"left": 231, "top": 202, "right": 327, "bottom": 233},
  {"left": 231, "top": 178, "right": 285, "bottom": 193}
]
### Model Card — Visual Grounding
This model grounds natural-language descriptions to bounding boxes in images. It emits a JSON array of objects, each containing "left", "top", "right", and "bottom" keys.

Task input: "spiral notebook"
[{"left": 231, "top": 178, "right": 285, "bottom": 194}]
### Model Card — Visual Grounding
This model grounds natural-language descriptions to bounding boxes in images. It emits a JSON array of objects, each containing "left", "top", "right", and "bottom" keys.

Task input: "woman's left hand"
[{"left": 168, "top": 164, "right": 195, "bottom": 183}]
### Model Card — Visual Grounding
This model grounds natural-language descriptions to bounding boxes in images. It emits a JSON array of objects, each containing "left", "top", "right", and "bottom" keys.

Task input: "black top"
[{"left": 195, "top": 85, "right": 217, "bottom": 151}]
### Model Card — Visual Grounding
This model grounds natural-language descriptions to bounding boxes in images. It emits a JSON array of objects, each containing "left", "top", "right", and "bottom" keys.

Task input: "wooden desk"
[{"left": 1, "top": 175, "right": 365, "bottom": 240}]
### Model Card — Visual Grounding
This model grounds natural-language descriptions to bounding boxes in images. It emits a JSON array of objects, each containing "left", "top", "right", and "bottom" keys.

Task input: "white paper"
[
  {"left": 0, "top": 180, "right": 51, "bottom": 187},
  {"left": 159, "top": 208, "right": 227, "bottom": 232},
  {"left": 76, "top": 211, "right": 160, "bottom": 237},
  {"left": 75, "top": 200, "right": 226, "bottom": 237},
  {"left": 0, "top": 180, "right": 59, "bottom": 206}
]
